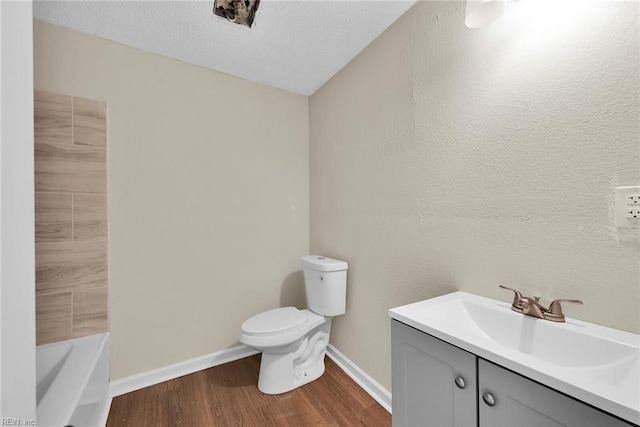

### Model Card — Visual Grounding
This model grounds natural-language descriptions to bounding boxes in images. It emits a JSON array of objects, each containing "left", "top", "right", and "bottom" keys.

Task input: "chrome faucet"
[{"left": 498, "top": 285, "right": 583, "bottom": 322}]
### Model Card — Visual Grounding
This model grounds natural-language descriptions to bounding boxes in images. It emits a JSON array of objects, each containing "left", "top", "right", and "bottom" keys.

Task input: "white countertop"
[{"left": 389, "top": 291, "right": 640, "bottom": 425}]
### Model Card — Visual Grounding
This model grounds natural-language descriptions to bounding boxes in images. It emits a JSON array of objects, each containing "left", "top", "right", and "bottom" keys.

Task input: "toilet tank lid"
[{"left": 302, "top": 255, "right": 348, "bottom": 272}]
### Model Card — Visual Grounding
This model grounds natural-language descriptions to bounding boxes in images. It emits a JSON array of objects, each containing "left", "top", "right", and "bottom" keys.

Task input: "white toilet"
[{"left": 239, "top": 255, "right": 348, "bottom": 394}]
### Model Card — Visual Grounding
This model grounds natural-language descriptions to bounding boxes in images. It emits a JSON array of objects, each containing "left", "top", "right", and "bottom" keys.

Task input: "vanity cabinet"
[{"left": 391, "top": 320, "right": 635, "bottom": 427}]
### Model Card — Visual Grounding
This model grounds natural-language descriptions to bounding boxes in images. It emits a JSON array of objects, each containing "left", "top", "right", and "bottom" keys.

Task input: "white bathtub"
[{"left": 36, "top": 333, "right": 110, "bottom": 427}]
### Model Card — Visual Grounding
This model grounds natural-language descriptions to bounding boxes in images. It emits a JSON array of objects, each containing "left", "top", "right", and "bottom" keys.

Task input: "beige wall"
[
  {"left": 310, "top": 1, "right": 640, "bottom": 390},
  {"left": 34, "top": 21, "right": 309, "bottom": 379}
]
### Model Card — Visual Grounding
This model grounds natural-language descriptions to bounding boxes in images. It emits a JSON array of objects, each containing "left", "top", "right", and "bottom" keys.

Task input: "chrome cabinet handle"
[
  {"left": 482, "top": 392, "right": 496, "bottom": 407},
  {"left": 454, "top": 376, "right": 466, "bottom": 389}
]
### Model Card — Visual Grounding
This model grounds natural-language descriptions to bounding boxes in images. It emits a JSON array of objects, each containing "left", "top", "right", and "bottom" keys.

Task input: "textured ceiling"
[{"left": 33, "top": 0, "right": 416, "bottom": 95}]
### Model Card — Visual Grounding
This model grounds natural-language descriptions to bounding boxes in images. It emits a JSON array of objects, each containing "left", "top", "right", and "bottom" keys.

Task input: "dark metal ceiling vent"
[{"left": 213, "top": 0, "right": 260, "bottom": 28}]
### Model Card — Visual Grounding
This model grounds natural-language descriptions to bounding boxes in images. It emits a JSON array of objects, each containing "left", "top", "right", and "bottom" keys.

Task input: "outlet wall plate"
[{"left": 614, "top": 186, "right": 640, "bottom": 229}]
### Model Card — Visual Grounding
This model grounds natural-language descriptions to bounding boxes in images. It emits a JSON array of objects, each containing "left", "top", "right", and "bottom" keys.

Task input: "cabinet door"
[
  {"left": 391, "top": 320, "right": 476, "bottom": 427},
  {"left": 478, "top": 359, "right": 633, "bottom": 427}
]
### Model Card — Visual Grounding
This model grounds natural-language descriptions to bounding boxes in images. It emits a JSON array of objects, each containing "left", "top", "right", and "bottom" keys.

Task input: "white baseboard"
[
  {"left": 326, "top": 344, "right": 392, "bottom": 413},
  {"left": 109, "top": 345, "right": 259, "bottom": 397}
]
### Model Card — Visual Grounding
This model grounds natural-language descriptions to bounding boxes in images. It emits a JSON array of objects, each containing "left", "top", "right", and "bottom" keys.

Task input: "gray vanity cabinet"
[
  {"left": 478, "top": 359, "right": 632, "bottom": 427},
  {"left": 392, "top": 320, "right": 635, "bottom": 427},
  {"left": 391, "top": 320, "right": 476, "bottom": 427}
]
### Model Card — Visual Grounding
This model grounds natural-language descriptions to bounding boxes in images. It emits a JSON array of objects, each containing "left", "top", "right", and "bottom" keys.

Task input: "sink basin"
[
  {"left": 389, "top": 291, "right": 640, "bottom": 425},
  {"left": 425, "top": 298, "right": 637, "bottom": 368}
]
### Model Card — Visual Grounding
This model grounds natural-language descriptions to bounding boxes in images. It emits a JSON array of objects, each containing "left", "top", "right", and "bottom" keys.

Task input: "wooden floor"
[{"left": 107, "top": 355, "right": 391, "bottom": 426}]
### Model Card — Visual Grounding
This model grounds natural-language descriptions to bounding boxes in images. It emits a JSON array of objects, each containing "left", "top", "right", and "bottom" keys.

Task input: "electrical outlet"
[
  {"left": 615, "top": 186, "right": 640, "bottom": 228},
  {"left": 627, "top": 209, "right": 640, "bottom": 219},
  {"left": 627, "top": 195, "right": 640, "bottom": 204}
]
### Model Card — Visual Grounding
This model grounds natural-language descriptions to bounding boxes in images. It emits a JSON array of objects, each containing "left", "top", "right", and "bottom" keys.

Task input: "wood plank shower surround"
[{"left": 34, "top": 90, "right": 108, "bottom": 345}]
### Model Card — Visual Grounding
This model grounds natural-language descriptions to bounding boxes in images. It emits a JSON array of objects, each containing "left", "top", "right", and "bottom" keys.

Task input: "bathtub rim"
[{"left": 36, "top": 332, "right": 110, "bottom": 426}]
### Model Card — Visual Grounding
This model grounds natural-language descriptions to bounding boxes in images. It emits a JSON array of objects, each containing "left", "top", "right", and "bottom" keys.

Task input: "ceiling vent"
[{"left": 213, "top": 0, "right": 260, "bottom": 28}]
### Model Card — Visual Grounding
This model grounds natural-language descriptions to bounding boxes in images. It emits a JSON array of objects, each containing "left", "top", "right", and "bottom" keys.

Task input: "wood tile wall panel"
[
  {"left": 73, "top": 97, "right": 107, "bottom": 148},
  {"left": 35, "top": 192, "right": 72, "bottom": 243},
  {"left": 34, "top": 91, "right": 72, "bottom": 145},
  {"left": 73, "top": 194, "right": 107, "bottom": 241},
  {"left": 36, "top": 241, "right": 107, "bottom": 293},
  {"left": 73, "top": 287, "right": 108, "bottom": 338},
  {"left": 36, "top": 292, "right": 73, "bottom": 344},
  {"left": 34, "top": 90, "right": 109, "bottom": 345},
  {"left": 34, "top": 142, "right": 106, "bottom": 194}
]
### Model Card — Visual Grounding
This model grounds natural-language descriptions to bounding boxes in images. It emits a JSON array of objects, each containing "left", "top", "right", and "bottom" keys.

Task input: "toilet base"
[
  {"left": 257, "top": 320, "right": 331, "bottom": 395},
  {"left": 257, "top": 351, "right": 326, "bottom": 394}
]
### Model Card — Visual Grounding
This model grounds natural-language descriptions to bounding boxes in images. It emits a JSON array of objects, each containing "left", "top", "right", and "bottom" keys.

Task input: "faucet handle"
[
  {"left": 499, "top": 285, "right": 525, "bottom": 313},
  {"left": 544, "top": 299, "right": 583, "bottom": 322}
]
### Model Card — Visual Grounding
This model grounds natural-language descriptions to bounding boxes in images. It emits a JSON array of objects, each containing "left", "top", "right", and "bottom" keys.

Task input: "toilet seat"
[
  {"left": 242, "top": 307, "right": 307, "bottom": 335},
  {"left": 239, "top": 308, "right": 325, "bottom": 350}
]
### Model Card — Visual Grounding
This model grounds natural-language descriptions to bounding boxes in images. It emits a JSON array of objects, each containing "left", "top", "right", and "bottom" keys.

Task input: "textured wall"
[
  {"left": 310, "top": 1, "right": 640, "bottom": 390},
  {"left": 34, "top": 21, "right": 309, "bottom": 379}
]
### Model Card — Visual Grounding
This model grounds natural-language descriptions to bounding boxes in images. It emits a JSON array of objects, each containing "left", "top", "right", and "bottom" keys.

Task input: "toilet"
[{"left": 239, "top": 255, "right": 348, "bottom": 394}]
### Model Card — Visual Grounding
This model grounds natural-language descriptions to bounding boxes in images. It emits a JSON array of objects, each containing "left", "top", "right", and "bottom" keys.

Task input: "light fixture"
[{"left": 465, "top": 0, "right": 506, "bottom": 28}]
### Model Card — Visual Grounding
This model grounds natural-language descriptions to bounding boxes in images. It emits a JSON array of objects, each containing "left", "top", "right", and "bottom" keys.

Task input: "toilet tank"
[{"left": 302, "top": 255, "right": 348, "bottom": 316}]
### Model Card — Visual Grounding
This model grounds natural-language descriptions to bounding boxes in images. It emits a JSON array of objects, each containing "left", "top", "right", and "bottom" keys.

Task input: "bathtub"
[{"left": 36, "top": 333, "right": 110, "bottom": 427}]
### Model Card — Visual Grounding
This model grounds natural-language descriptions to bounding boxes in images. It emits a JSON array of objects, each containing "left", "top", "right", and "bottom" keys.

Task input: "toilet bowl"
[
  {"left": 239, "top": 307, "right": 329, "bottom": 394},
  {"left": 239, "top": 255, "right": 348, "bottom": 394}
]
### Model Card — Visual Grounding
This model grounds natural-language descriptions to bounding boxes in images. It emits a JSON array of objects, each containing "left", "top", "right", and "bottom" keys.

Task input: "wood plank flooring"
[{"left": 107, "top": 355, "right": 391, "bottom": 426}]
